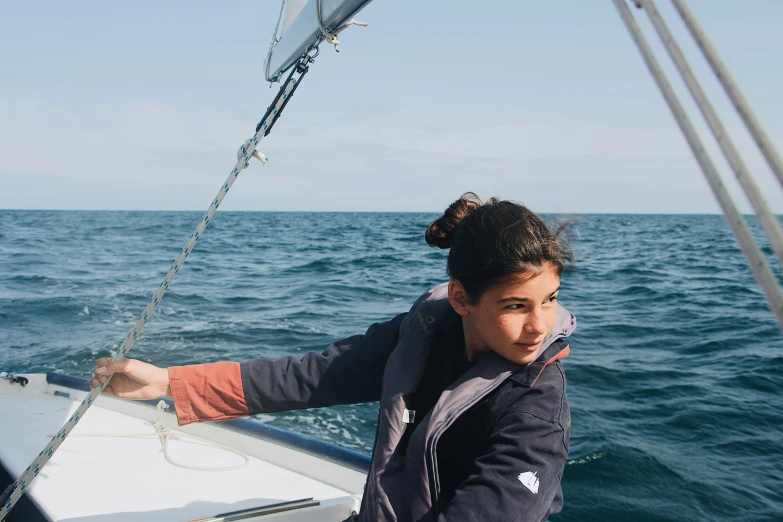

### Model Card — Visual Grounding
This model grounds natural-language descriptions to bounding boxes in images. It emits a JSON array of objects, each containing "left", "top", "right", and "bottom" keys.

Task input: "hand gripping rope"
[{"left": 0, "top": 48, "right": 317, "bottom": 521}]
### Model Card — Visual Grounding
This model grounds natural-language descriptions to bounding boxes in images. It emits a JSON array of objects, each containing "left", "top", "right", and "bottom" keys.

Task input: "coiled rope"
[{"left": 64, "top": 401, "right": 250, "bottom": 472}]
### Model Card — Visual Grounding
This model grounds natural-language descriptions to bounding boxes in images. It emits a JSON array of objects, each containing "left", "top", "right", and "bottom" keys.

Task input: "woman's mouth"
[{"left": 514, "top": 341, "right": 542, "bottom": 351}]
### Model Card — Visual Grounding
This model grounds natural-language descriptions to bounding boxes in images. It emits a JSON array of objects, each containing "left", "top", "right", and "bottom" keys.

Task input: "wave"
[{"left": 2, "top": 211, "right": 782, "bottom": 522}]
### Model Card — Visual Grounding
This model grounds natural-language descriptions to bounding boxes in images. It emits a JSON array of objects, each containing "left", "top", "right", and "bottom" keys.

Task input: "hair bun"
[{"left": 425, "top": 192, "right": 488, "bottom": 249}]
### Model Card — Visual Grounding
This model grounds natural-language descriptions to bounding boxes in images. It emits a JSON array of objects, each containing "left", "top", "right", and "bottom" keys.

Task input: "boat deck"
[{"left": 0, "top": 374, "right": 366, "bottom": 521}]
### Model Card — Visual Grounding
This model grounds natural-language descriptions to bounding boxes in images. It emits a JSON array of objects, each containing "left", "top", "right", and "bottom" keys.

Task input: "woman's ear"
[{"left": 448, "top": 279, "right": 471, "bottom": 316}]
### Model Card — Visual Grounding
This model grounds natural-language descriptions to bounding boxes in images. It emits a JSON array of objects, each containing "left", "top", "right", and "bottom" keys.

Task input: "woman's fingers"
[
  {"left": 91, "top": 358, "right": 130, "bottom": 390},
  {"left": 94, "top": 359, "right": 130, "bottom": 380},
  {"left": 89, "top": 376, "right": 111, "bottom": 392},
  {"left": 104, "top": 360, "right": 129, "bottom": 376},
  {"left": 92, "top": 366, "right": 109, "bottom": 385},
  {"left": 93, "top": 357, "right": 113, "bottom": 382},
  {"left": 90, "top": 358, "right": 167, "bottom": 400},
  {"left": 90, "top": 374, "right": 117, "bottom": 395}
]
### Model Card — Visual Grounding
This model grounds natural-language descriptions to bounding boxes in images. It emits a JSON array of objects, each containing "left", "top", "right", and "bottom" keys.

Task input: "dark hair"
[{"left": 425, "top": 192, "right": 573, "bottom": 303}]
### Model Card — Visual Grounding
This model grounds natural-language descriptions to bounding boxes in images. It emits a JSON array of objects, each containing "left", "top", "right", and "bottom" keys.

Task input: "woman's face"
[{"left": 449, "top": 265, "right": 561, "bottom": 365}]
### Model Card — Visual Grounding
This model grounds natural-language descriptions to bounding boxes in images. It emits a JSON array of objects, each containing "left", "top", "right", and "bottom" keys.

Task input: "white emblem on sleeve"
[{"left": 517, "top": 471, "right": 540, "bottom": 494}]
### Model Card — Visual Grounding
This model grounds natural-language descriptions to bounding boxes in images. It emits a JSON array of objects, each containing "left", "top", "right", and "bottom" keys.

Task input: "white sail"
[
  {"left": 280, "top": 0, "right": 308, "bottom": 36},
  {"left": 265, "top": 0, "right": 374, "bottom": 82}
]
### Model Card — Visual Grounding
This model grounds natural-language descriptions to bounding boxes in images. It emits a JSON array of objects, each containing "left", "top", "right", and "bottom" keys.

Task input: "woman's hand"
[{"left": 90, "top": 357, "right": 171, "bottom": 400}]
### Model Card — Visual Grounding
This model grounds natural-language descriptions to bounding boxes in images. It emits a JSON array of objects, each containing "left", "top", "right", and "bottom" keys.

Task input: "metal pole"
[
  {"left": 611, "top": 0, "right": 783, "bottom": 329},
  {"left": 639, "top": 0, "right": 783, "bottom": 268},
  {"left": 671, "top": 0, "right": 783, "bottom": 191}
]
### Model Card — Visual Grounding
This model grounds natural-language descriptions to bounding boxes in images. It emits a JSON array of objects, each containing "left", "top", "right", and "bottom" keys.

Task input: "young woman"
[{"left": 90, "top": 193, "right": 576, "bottom": 522}]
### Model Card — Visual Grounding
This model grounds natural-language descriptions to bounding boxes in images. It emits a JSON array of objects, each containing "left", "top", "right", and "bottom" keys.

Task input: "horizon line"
[{"left": 0, "top": 208, "right": 776, "bottom": 217}]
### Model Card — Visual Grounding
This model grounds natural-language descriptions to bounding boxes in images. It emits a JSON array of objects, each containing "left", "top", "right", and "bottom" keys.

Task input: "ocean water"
[{"left": 1, "top": 210, "right": 781, "bottom": 522}]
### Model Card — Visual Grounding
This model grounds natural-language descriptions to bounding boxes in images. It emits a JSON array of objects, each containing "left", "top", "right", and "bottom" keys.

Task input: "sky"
[{"left": 1, "top": 0, "right": 783, "bottom": 214}]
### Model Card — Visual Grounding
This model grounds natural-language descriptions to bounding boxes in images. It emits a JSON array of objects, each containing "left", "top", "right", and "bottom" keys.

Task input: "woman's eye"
[{"left": 547, "top": 295, "right": 558, "bottom": 303}]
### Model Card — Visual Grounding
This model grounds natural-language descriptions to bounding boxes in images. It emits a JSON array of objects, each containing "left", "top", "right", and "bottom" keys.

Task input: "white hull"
[{"left": 0, "top": 373, "right": 368, "bottom": 521}]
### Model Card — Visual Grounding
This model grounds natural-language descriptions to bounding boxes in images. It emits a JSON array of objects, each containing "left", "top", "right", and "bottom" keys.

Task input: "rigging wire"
[
  {"left": 611, "top": 0, "right": 783, "bottom": 330},
  {"left": 639, "top": 0, "right": 783, "bottom": 268},
  {"left": 671, "top": 0, "right": 783, "bottom": 192}
]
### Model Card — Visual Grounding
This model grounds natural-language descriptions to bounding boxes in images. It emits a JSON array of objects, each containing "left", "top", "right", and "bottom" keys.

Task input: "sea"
[{"left": 1, "top": 210, "right": 781, "bottom": 522}]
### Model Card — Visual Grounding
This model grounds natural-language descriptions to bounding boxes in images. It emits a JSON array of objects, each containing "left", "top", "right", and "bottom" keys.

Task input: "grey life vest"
[{"left": 359, "top": 283, "right": 576, "bottom": 522}]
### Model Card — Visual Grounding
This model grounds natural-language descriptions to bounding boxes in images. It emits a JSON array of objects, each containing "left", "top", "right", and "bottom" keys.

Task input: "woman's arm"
[
  {"left": 236, "top": 313, "right": 406, "bottom": 415},
  {"left": 437, "top": 407, "right": 569, "bottom": 522},
  {"left": 94, "top": 313, "right": 406, "bottom": 425}
]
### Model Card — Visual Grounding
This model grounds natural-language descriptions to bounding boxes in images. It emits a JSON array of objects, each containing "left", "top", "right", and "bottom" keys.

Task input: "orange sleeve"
[{"left": 167, "top": 362, "right": 248, "bottom": 426}]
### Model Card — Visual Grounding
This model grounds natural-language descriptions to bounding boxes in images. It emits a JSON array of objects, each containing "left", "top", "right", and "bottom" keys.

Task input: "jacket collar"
[{"left": 509, "top": 340, "right": 570, "bottom": 387}]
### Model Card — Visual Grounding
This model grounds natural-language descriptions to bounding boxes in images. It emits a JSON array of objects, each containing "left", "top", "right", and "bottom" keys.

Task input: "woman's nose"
[{"left": 524, "top": 309, "right": 547, "bottom": 336}]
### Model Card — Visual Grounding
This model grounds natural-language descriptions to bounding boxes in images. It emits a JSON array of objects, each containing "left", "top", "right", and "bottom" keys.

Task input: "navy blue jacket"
[{"left": 238, "top": 307, "right": 572, "bottom": 522}]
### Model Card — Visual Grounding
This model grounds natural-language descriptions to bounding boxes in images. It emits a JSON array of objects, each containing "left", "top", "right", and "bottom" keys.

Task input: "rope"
[
  {"left": 0, "top": 62, "right": 306, "bottom": 520},
  {"left": 63, "top": 401, "right": 250, "bottom": 472}
]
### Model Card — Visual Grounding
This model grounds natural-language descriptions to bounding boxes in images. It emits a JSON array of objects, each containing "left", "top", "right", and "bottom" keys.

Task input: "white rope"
[
  {"left": 154, "top": 401, "right": 249, "bottom": 472},
  {"left": 62, "top": 401, "right": 249, "bottom": 472},
  {"left": 0, "top": 77, "right": 300, "bottom": 520}
]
